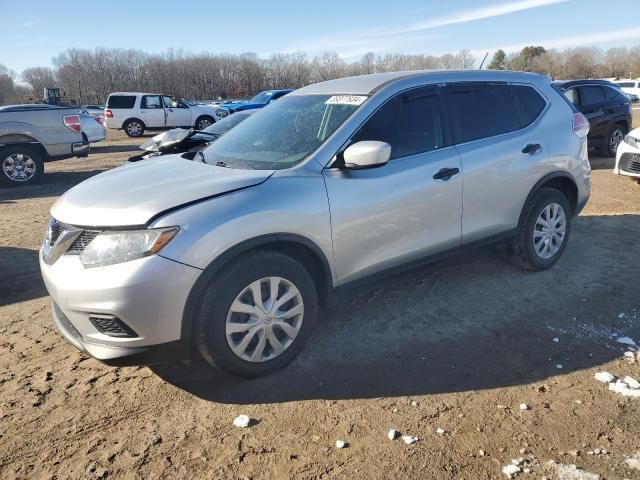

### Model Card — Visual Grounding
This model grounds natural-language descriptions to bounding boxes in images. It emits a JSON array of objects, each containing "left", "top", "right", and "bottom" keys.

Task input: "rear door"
[
  {"left": 323, "top": 85, "right": 463, "bottom": 284},
  {"left": 444, "top": 82, "right": 550, "bottom": 243},
  {"left": 139, "top": 95, "right": 165, "bottom": 128},
  {"left": 576, "top": 86, "right": 607, "bottom": 141}
]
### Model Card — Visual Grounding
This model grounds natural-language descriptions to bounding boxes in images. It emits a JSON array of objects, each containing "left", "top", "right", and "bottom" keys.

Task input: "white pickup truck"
[
  {"left": 0, "top": 104, "right": 90, "bottom": 186},
  {"left": 104, "top": 92, "right": 219, "bottom": 137}
]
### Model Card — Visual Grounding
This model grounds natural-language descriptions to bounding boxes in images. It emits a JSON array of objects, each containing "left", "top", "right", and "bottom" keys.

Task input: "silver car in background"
[
  {"left": 80, "top": 113, "right": 106, "bottom": 143},
  {"left": 40, "top": 70, "right": 591, "bottom": 377}
]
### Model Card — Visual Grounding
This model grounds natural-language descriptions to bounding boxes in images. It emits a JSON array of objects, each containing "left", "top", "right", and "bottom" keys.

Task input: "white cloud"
[
  {"left": 20, "top": 20, "right": 38, "bottom": 28},
  {"left": 471, "top": 27, "right": 640, "bottom": 57},
  {"left": 405, "top": 0, "right": 568, "bottom": 33},
  {"left": 285, "top": 0, "right": 568, "bottom": 58}
]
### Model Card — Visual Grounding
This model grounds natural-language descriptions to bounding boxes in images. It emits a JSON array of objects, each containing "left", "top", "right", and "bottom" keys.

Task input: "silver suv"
[{"left": 40, "top": 71, "right": 591, "bottom": 377}]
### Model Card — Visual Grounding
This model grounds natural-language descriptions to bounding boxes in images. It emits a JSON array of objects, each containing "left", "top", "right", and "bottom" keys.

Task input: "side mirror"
[{"left": 343, "top": 141, "right": 391, "bottom": 169}]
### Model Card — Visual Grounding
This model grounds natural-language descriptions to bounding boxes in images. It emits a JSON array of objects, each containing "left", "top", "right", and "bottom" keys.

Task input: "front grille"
[
  {"left": 89, "top": 314, "right": 138, "bottom": 338},
  {"left": 619, "top": 152, "right": 640, "bottom": 174},
  {"left": 67, "top": 230, "right": 100, "bottom": 253}
]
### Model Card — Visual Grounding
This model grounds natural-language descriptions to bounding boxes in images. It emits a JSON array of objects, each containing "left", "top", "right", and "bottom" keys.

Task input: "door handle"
[
  {"left": 433, "top": 167, "right": 460, "bottom": 181},
  {"left": 522, "top": 143, "right": 542, "bottom": 155}
]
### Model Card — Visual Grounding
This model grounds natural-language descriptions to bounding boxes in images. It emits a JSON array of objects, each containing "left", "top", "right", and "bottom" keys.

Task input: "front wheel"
[
  {"left": 195, "top": 251, "right": 318, "bottom": 377},
  {"left": 0, "top": 146, "right": 44, "bottom": 187},
  {"left": 511, "top": 188, "right": 572, "bottom": 271},
  {"left": 195, "top": 116, "right": 214, "bottom": 130}
]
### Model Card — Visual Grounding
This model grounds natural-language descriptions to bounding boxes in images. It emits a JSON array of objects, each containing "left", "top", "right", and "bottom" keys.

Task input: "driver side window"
[{"left": 351, "top": 86, "right": 444, "bottom": 160}]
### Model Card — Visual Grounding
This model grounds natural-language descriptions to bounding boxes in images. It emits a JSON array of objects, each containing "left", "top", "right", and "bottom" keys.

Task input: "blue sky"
[{"left": 2, "top": 0, "right": 640, "bottom": 74}]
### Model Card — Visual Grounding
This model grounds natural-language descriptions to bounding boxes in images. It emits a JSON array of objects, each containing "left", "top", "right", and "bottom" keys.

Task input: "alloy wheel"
[
  {"left": 533, "top": 202, "right": 566, "bottom": 259},
  {"left": 127, "top": 122, "right": 142, "bottom": 136},
  {"left": 2, "top": 153, "right": 36, "bottom": 182},
  {"left": 610, "top": 129, "right": 624, "bottom": 153},
  {"left": 197, "top": 118, "right": 212, "bottom": 130},
  {"left": 225, "top": 276, "right": 304, "bottom": 362}
]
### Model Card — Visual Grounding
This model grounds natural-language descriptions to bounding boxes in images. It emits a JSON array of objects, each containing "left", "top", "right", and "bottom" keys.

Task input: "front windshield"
[
  {"left": 202, "top": 112, "right": 252, "bottom": 136},
  {"left": 202, "top": 94, "right": 367, "bottom": 170},
  {"left": 249, "top": 92, "right": 273, "bottom": 104}
]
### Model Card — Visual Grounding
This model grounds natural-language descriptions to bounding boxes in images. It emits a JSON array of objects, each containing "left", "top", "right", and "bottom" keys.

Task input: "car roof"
[
  {"left": 552, "top": 79, "right": 618, "bottom": 89},
  {"left": 294, "top": 70, "right": 550, "bottom": 95},
  {"left": 260, "top": 89, "right": 292, "bottom": 94},
  {"left": 108, "top": 92, "right": 163, "bottom": 97}
]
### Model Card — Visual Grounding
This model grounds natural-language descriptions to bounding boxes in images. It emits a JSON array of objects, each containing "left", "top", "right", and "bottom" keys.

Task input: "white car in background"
[
  {"left": 614, "top": 80, "right": 640, "bottom": 103},
  {"left": 80, "top": 113, "right": 106, "bottom": 143},
  {"left": 614, "top": 127, "right": 640, "bottom": 181},
  {"left": 104, "top": 92, "right": 219, "bottom": 137}
]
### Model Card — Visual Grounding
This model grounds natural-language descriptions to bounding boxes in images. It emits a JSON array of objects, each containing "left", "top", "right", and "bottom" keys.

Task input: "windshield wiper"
[{"left": 214, "top": 161, "right": 230, "bottom": 168}]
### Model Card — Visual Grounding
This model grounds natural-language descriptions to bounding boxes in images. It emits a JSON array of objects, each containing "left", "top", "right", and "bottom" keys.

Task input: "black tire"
[
  {"left": 123, "top": 118, "right": 145, "bottom": 137},
  {"left": 195, "top": 115, "right": 214, "bottom": 130},
  {"left": 195, "top": 250, "right": 318, "bottom": 377},
  {"left": 511, "top": 188, "right": 572, "bottom": 271},
  {"left": 0, "top": 145, "right": 44, "bottom": 187},
  {"left": 599, "top": 123, "right": 626, "bottom": 158}
]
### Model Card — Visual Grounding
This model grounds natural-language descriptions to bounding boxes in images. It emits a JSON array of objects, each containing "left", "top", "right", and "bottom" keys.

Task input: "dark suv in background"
[{"left": 553, "top": 80, "right": 632, "bottom": 157}]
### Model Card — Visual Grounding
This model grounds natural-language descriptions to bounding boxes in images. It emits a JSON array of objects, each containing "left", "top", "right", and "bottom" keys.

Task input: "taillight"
[
  {"left": 63, "top": 114, "right": 82, "bottom": 133},
  {"left": 105, "top": 109, "right": 113, "bottom": 118},
  {"left": 95, "top": 117, "right": 104, "bottom": 125},
  {"left": 572, "top": 112, "right": 589, "bottom": 138}
]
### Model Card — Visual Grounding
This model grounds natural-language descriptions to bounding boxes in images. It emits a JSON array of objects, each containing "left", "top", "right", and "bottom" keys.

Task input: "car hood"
[
  {"left": 51, "top": 156, "right": 274, "bottom": 227},
  {"left": 220, "top": 102, "right": 263, "bottom": 112}
]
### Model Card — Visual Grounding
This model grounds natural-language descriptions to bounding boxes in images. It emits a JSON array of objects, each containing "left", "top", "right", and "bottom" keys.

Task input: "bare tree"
[{"left": 21, "top": 66, "right": 55, "bottom": 99}]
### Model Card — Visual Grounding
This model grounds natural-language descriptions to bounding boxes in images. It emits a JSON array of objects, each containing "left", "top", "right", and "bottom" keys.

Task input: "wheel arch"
[
  {"left": 181, "top": 233, "right": 333, "bottom": 343},
  {"left": 0, "top": 136, "right": 48, "bottom": 159},
  {"left": 194, "top": 114, "right": 215, "bottom": 128},
  {"left": 124, "top": 117, "right": 146, "bottom": 129},
  {"left": 520, "top": 172, "right": 579, "bottom": 222}
]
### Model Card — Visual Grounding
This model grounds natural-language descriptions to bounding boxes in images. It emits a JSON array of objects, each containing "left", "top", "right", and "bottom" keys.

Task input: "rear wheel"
[
  {"left": 599, "top": 123, "right": 626, "bottom": 157},
  {"left": 123, "top": 119, "right": 145, "bottom": 137},
  {"left": 0, "top": 146, "right": 44, "bottom": 187},
  {"left": 511, "top": 188, "right": 571, "bottom": 271},
  {"left": 195, "top": 250, "right": 318, "bottom": 377}
]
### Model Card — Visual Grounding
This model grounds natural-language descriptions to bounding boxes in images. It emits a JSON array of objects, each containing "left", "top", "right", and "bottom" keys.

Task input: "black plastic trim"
[{"left": 180, "top": 233, "right": 333, "bottom": 343}]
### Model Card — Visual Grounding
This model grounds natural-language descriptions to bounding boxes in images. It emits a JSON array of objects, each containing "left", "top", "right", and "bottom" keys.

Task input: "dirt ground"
[{"left": 1, "top": 124, "right": 640, "bottom": 480}]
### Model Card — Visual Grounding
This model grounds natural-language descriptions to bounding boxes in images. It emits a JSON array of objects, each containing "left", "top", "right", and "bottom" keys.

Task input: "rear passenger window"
[
  {"left": 352, "top": 86, "right": 443, "bottom": 160},
  {"left": 446, "top": 83, "right": 519, "bottom": 143},
  {"left": 141, "top": 95, "right": 162, "bottom": 109},
  {"left": 578, "top": 86, "right": 604, "bottom": 107},
  {"left": 512, "top": 85, "right": 546, "bottom": 127},
  {"left": 106, "top": 95, "right": 136, "bottom": 109}
]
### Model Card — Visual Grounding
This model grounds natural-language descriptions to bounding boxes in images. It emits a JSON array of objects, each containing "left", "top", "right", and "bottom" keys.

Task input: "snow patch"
[
  {"left": 594, "top": 371, "right": 615, "bottom": 383},
  {"left": 232, "top": 415, "right": 251, "bottom": 428},
  {"left": 502, "top": 464, "right": 520, "bottom": 478},
  {"left": 544, "top": 460, "right": 600, "bottom": 480},
  {"left": 616, "top": 336, "right": 637, "bottom": 347}
]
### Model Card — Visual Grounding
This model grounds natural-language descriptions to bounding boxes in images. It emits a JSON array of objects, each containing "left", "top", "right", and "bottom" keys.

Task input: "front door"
[
  {"left": 163, "top": 96, "right": 192, "bottom": 127},
  {"left": 323, "top": 85, "right": 463, "bottom": 284},
  {"left": 139, "top": 95, "right": 165, "bottom": 128}
]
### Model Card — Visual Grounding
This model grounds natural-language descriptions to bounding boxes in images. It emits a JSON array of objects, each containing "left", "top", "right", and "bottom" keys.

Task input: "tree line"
[{"left": 1, "top": 44, "right": 640, "bottom": 106}]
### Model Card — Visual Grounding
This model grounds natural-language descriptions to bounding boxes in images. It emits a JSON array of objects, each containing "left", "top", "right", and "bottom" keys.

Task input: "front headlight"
[
  {"left": 80, "top": 227, "right": 179, "bottom": 268},
  {"left": 624, "top": 134, "right": 639, "bottom": 149},
  {"left": 215, "top": 109, "right": 228, "bottom": 118}
]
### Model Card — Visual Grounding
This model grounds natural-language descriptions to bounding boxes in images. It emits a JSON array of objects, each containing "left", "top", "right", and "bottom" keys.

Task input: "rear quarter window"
[
  {"left": 512, "top": 85, "right": 547, "bottom": 127},
  {"left": 107, "top": 96, "right": 136, "bottom": 109},
  {"left": 604, "top": 86, "right": 629, "bottom": 104}
]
